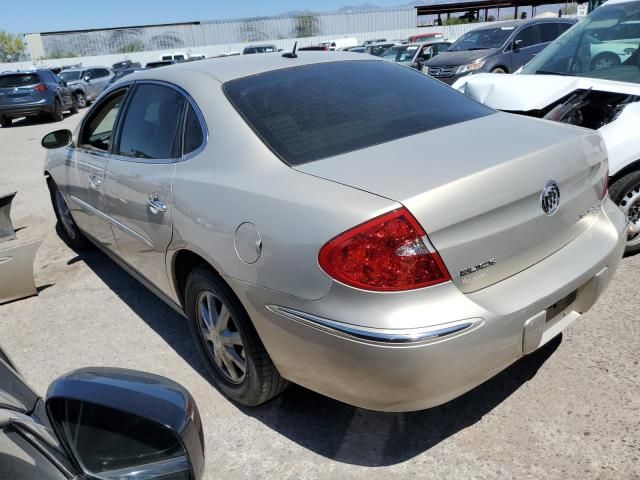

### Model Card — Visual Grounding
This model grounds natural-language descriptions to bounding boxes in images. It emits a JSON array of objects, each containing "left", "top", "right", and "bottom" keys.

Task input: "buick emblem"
[{"left": 541, "top": 181, "right": 560, "bottom": 215}]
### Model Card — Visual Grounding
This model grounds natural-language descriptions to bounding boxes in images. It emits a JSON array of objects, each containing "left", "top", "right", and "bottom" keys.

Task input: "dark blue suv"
[
  {"left": 425, "top": 18, "right": 577, "bottom": 84},
  {"left": 0, "top": 69, "right": 77, "bottom": 127}
]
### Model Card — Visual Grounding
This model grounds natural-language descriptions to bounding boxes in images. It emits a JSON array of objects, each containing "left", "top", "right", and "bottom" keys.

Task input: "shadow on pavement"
[{"left": 68, "top": 245, "right": 562, "bottom": 467}]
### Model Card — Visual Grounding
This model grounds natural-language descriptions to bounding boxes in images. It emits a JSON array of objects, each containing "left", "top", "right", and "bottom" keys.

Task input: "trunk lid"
[{"left": 296, "top": 112, "right": 607, "bottom": 293}]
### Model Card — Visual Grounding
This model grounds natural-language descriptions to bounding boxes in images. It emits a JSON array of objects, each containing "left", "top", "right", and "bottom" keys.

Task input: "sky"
[{"left": 1, "top": 0, "right": 405, "bottom": 34}]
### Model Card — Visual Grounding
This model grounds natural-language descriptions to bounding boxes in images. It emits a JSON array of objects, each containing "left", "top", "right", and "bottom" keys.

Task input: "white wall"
[{"left": 1, "top": 23, "right": 478, "bottom": 72}]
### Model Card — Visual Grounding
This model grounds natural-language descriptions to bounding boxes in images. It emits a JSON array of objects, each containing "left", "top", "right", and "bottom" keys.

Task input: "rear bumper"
[
  {"left": 228, "top": 198, "right": 626, "bottom": 411},
  {"left": 0, "top": 99, "right": 53, "bottom": 118}
]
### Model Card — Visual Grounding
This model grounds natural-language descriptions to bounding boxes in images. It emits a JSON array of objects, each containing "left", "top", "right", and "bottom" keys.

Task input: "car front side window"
[
  {"left": 116, "top": 83, "right": 185, "bottom": 160},
  {"left": 513, "top": 25, "right": 539, "bottom": 49},
  {"left": 79, "top": 89, "right": 127, "bottom": 151}
]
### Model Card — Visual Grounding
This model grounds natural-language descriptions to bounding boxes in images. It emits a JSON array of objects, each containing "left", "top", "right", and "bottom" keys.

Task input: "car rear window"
[
  {"left": 0, "top": 74, "right": 40, "bottom": 88},
  {"left": 224, "top": 60, "right": 494, "bottom": 166}
]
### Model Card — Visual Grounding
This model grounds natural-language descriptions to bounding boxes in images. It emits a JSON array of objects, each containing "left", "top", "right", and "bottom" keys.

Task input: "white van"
[{"left": 323, "top": 38, "right": 359, "bottom": 51}]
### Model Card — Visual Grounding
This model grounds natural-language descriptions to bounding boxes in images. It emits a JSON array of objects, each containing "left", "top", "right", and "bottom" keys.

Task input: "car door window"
[
  {"left": 183, "top": 104, "right": 204, "bottom": 155},
  {"left": 79, "top": 89, "right": 127, "bottom": 151},
  {"left": 95, "top": 69, "right": 110, "bottom": 78},
  {"left": 558, "top": 22, "right": 573, "bottom": 35},
  {"left": 117, "top": 84, "right": 185, "bottom": 160},
  {"left": 513, "top": 25, "right": 539, "bottom": 48},
  {"left": 539, "top": 23, "right": 560, "bottom": 43}
]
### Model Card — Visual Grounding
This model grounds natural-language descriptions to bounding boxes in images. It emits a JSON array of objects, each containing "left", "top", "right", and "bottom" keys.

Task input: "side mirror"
[
  {"left": 414, "top": 59, "right": 425, "bottom": 69},
  {"left": 513, "top": 39, "right": 523, "bottom": 51},
  {"left": 42, "top": 129, "right": 73, "bottom": 149},
  {"left": 45, "top": 368, "right": 205, "bottom": 480},
  {"left": 83, "top": 75, "right": 91, "bottom": 83}
]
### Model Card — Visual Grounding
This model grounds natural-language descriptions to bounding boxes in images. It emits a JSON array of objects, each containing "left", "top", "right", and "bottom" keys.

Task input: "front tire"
[
  {"left": 491, "top": 67, "right": 507, "bottom": 74},
  {"left": 590, "top": 52, "right": 620, "bottom": 71},
  {"left": 49, "top": 181, "right": 91, "bottom": 250},
  {"left": 0, "top": 116, "right": 11, "bottom": 128},
  {"left": 609, "top": 171, "right": 640, "bottom": 255},
  {"left": 185, "top": 267, "right": 288, "bottom": 406}
]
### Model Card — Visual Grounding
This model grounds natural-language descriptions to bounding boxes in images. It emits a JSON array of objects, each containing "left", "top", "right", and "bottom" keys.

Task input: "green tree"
[
  {"left": 0, "top": 30, "right": 26, "bottom": 62},
  {"left": 117, "top": 40, "right": 145, "bottom": 54}
]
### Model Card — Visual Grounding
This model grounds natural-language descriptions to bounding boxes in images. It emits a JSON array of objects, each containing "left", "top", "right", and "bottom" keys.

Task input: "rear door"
[
  {"left": 103, "top": 82, "right": 188, "bottom": 296},
  {"left": 68, "top": 88, "right": 128, "bottom": 247}
]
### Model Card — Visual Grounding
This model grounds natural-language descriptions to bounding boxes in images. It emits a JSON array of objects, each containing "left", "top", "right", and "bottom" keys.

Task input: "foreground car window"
[
  {"left": 522, "top": 1, "right": 640, "bottom": 83},
  {"left": 117, "top": 84, "right": 185, "bottom": 160},
  {"left": 79, "top": 89, "right": 127, "bottom": 151},
  {"left": 224, "top": 60, "right": 493, "bottom": 165}
]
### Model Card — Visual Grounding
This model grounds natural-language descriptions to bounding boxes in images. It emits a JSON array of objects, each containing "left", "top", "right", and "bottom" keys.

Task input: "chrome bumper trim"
[{"left": 266, "top": 305, "right": 479, "bottom": 346}]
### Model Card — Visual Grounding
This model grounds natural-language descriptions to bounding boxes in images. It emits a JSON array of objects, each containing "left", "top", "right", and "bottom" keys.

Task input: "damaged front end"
[{"left": 509, "top": 89, "right": 640, "bottom": 129}]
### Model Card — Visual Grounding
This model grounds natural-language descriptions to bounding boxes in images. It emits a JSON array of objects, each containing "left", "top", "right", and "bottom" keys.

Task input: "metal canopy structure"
[{"left": 415, "top": 0, "right": 573, "bottom": 24}]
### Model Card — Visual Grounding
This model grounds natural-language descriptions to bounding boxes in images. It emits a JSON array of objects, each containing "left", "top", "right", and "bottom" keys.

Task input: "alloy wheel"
[
  {"left": 196, "top": 290, "right": 247, "bottom": 384},
  {"left": 55, "top": 190, "right": 76, "bottom": 240},
  {"left": 620, "top": 184, "right": 640, "bottom": 247}
]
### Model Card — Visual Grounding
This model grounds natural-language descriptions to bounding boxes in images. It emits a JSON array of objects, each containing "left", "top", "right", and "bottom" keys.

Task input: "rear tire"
[
  {"left": 185, "top": 267, "right": 288, "bottom": 406},
  {"left": 50, "top": 99, "right": 63, "bottom": 122},
  {"left": 75, "top": 92, "right": 87, "bottom": 109},
  {"left": 609, "top": 171, "right": 640, "bottom": 256},
  {"left": 49, "top": 180, "right": 91, "bottom": 250},
  {"left": 69, "top": 95, "right": 79, "bottom": 114},
  {"left": 0, "top": 116, "right": 11, "bottom": 128}
]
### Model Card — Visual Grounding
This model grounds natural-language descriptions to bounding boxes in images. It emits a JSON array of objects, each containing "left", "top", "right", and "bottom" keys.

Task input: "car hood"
[
  {"left": 425, "top": 49, "right": 493, "bottom": 67},
  {"left": 453, "top": 72, "right": 640, "bottom": 111}
]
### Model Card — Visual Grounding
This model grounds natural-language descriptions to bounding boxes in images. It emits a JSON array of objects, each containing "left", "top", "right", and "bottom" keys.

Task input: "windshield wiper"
[{"left": 535, "top": 70, "right": 575, "bottom": 76}]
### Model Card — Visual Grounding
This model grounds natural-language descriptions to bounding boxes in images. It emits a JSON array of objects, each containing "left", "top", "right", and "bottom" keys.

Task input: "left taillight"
[
  {"left": 32, "top": 84, "right": 47, "bottom": 92},
  {"left": 318, "top": 208, "right": 451, "bottom": 292}
]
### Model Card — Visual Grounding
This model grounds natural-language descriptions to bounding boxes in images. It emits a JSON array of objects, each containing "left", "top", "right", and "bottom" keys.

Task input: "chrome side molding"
[{"left": 267, "top": 305, "right": 479, "bottom": 346}]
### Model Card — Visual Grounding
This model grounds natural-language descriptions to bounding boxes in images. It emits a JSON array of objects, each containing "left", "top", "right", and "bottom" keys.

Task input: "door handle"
[
  {"left": 147, "top": 193, "right": 167, "bottom": 214},
  {"left": 89, "top": 173, "right": 102, "bottom": 188}
]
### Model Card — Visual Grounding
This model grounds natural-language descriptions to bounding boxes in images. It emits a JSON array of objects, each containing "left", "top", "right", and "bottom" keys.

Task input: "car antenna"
[{"left": 282, "top": 42, "right": 298, "bottom": 59}]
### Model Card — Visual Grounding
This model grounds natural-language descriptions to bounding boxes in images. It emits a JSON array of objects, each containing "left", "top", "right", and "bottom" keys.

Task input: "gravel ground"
[{"left": 0, "top": 114, "right": 638, "bottom": 480}]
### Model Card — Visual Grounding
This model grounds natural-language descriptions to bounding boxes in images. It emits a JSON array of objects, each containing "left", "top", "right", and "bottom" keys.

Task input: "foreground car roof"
[{"left": 129, "top": 51, "right": 382, "bottom": 83}]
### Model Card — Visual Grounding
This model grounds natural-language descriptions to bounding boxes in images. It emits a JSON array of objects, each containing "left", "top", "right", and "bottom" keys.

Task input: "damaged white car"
[{"left": 454, "top": 0, "right": 640, "bottom": 254}]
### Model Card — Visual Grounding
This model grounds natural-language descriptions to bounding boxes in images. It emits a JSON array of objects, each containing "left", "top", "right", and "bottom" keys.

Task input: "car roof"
[
  {"left": 473, "top": 18, "right": 574, "bottom": 30},
  {"left": 130, "top": 51, "right": 382, "bottom": 84}
]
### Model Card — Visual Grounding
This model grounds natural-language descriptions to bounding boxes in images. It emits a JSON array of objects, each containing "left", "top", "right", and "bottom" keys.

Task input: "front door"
[
  {"left": 68, "top": 88, "right": 128, "bottom": 247},
  {"left": 509, "top": 25, "right": 541, "bottom": 71},
  {"left": 103, "top": 82, "right": 186, "bottom": 296}
]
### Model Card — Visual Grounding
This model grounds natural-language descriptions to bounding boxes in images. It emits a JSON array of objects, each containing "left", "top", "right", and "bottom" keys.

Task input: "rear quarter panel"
[{"left": 166, "top": 73, "right": 398, "bottom": 301}]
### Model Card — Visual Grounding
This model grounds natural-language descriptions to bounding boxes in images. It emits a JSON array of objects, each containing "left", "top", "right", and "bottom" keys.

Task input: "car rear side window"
[
  {"left": 224, "top": 60, "right": 493, "bottom": 166},
  {"left": 0, "top": 74, "right": 39, "bottom": 88},
  {"left": 117, "top": 84, "right": 185, "bottom": 160},
  {"left": 183, "top": 104, "right": 204, "bottom": 155}
]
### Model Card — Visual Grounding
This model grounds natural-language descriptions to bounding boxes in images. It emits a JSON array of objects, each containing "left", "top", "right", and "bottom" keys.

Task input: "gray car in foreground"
[{"left": 42, "top": 53, "right": 627, "bottom": 412}]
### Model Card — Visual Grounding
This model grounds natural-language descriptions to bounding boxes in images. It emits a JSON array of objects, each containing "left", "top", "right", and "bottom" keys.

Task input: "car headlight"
[{"left": 456, "top": 59, "right": 486, "bottom": 74}]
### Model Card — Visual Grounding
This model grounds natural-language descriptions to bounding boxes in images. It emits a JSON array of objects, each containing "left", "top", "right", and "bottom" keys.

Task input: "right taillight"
[
  {"left": 32, "top": 84, "right": 47, "bottom": 92},
  {"left": 601, "top": 158, "right": 609, "bottom": 200},
  {"left": 318, "top": 208, "right": 450, "bottom": 292}
]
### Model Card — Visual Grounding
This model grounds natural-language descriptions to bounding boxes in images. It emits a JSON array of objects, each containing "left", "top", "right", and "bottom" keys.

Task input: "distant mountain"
[{"left": 336, "top": 3, "right": 382, "bottom": 12}]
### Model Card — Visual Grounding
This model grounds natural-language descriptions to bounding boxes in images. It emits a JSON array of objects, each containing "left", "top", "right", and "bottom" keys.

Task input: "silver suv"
[{"left": 58, "top": 67, "right": 114, "bottom": 108}]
